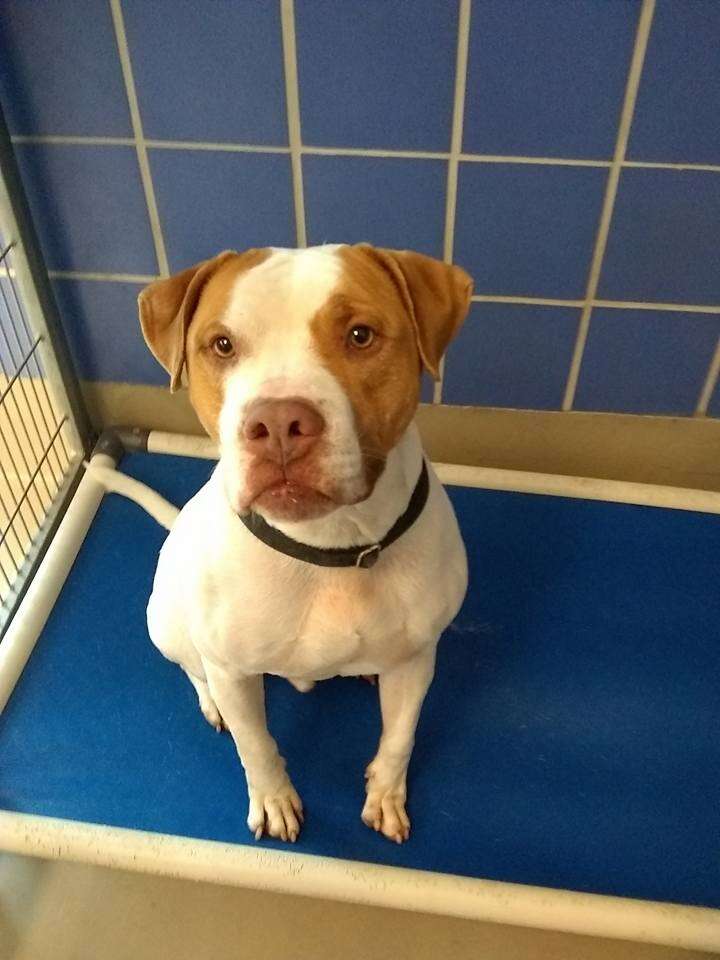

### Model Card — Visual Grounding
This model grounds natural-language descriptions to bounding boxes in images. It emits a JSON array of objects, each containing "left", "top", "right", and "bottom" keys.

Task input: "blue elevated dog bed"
[{"left": 0, "top": 451, "right": 718, "bottom": 946}]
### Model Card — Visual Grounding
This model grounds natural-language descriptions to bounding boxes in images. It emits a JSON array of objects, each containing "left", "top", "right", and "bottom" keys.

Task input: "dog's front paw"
[
  {"left": 247, "top": 779, "right": 304, "bottom": 843},
  {"left": 362, "top": 764, "right": 410, "bottom": 844}
]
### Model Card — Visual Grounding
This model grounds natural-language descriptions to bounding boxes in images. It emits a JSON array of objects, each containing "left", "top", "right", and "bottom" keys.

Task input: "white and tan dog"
[{"left": 106, "top": 244, "right": 472, "bottom": 844}]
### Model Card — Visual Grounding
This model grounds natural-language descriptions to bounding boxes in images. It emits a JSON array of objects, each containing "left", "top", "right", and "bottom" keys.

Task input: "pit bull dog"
[{"left": 105, "top": 244, "right": 472, "bottom": 844}]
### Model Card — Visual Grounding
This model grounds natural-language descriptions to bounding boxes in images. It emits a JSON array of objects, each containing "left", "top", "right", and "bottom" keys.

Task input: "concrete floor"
[{"left": 0, "top": 855, "right": 715, "bottom": 960}]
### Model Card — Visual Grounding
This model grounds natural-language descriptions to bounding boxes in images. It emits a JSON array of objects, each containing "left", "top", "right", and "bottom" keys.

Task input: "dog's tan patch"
[
  {"left": 311, "top": 245, "right": 472, "bottom": 483},
  {"left": 185, "top": 251, "right": 269, "bottom": 436},
  {"left": 139, "top": 249, "right": 269, "bottom": 437}
]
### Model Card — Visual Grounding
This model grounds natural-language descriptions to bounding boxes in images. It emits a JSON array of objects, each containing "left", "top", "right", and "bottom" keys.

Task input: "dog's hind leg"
[{"left": 184, "top": 669, "right": 226, "bottom": 732}]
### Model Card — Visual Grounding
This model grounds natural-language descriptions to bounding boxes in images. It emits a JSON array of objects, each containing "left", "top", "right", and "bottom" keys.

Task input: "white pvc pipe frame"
[{"left": 0, "top": 431, "right": 718, "bottom": 953}]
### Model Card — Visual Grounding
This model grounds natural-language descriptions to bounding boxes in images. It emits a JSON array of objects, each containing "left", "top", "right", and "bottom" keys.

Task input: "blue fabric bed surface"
[{"left": 1, "top": 453, "right": 718, "bottom": 909}]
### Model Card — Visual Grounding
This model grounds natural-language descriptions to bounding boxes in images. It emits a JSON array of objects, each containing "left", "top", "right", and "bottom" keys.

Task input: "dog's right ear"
[{"left": 138, "top": 250, "right": 237, "bottom": 391}]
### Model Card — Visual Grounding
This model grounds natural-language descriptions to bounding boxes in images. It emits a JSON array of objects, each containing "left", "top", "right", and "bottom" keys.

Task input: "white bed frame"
[{"left": 1, "top": 430, "right": 718, "bottom": 953}]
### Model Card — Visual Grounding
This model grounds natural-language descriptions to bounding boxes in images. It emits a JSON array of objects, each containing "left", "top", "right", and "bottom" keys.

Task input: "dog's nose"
[{"left": 243, "top": 399, "right": 325, "bottom": 465}]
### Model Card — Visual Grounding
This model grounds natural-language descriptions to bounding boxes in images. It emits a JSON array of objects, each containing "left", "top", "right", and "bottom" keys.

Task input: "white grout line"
[
  {"left": 48, "top": 270, "right": 155, "bottom": 284},
  {"left": 459, "top": 153, "right": 612, "bottom": 168},
  {"left": 435, "top": 0, "right": 472, "bottom": 405},
  {"left": 280, "top": 0, "right": 307, "bottom": 248},
  {"left": 146, "top": 139, "right": 290, "bottom": 155},
  {"left": 472, "top": 294, "right": 585, "bottom": 308},
  {"left": 623, "top": 160, "right": 720, "bottom": 174},
  {"left": 593, "top": 299, "right": 720, "bottom": 315},
  {"left": 302, "top": 145, "right": 448, "bottom": 161},
  {"left": 562, "top": 0, "right": 656, "bottom": 411},
  {"left": 109, "top": 0, "right": 170, "bottom": 277},
  {"left": 11, "top": 135, "right": 136, "bottom": 147},
  {"left": 695, "top": 335, "right": 720, "bottom": 416},
  {"left": 10, "top": 133, "right": 720, "bottom": 176},
  {"left": 34, "top": 268, "right": 720, "bottom": 316},
  {"left": 474, "top": 297, "right": 720, "bottom": 314}
]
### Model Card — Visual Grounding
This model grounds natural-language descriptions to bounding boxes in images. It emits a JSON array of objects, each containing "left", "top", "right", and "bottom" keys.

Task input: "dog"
[{"left": 103, "top": 244, "right": 472, "bottom": 844}]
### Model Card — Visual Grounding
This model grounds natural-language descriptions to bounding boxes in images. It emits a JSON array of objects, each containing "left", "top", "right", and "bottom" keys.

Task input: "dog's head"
[{"left": 139, "top": 245, "right": 472, "bottom": 522}]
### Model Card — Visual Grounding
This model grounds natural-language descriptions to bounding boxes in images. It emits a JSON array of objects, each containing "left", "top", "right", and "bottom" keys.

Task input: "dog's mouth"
[
  {"left": 239, "top": 458, "right": 368, "bottom": 522},
  {"left": 230, "top": 439, "right": 387, "bottom": 523},
  {"left": 251, "top": 478, "right": 338, "bottom": 522}
]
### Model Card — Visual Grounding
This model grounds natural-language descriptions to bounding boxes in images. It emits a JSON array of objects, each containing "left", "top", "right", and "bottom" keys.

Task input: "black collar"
[{"left": 239, "top": 460, "right": 429, "bottom": 569}]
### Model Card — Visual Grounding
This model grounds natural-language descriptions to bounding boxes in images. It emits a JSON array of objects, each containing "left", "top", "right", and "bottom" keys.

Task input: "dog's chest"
[
  {"left": 222, "top": 568, "right": 422, "bottom": 679},
  {"left": 152, "top": 473, "right": 467, "bottom": 681}
]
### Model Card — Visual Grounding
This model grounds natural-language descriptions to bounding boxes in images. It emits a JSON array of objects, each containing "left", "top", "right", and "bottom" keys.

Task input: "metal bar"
[
  {"left": 0, "top": 490, "right": 28, "bottom": 562},
  {"left": 0, "top": 273, "right": 58, "bottom": 502},
  {"left": 0, "top": 451, "right": 109, "bottom": 651},
  {"left": 0, "top": 552, "right": 13, "bottom": 593},
  {"left": 0, "top": 413, "right": 45, "bottom": 524},
  {"left": 146, "top": 431, "right": 720, "bottom": 515},
  {"left": 0, "top": 272, "right": 65, "bottom": 484},
  {"left": 0, "top": 514, "right": 25, "bottom": 564},
  {"left": 0, "top": 105, "right": 93, "bottom": 457},
  {"left": 0, "top": 445, "right": 34, "bottom": 543},
  {"left": 0, "top": 346, "right": 55, "bottom": 505},
  {"left": 0, "top": 418, "right": 66, "bottom": 547},
  {"left": 1, "top": 256, "right": 67, "bottom": 463},
  {"left": 0, "top": 105, "right": 92, "bottom": 636},
  {"left": 3, "top": 254, "right": 71, "bottom": 467},
  {"left": 0, "top": 457, "right": 82, "bottom": 638},
  {"left": 1, "top": 812, "right": 718, "bottom": 953},
  {"left": 0, "top": 335, "right": 42, "bottom": 407},
  {"left": 0, "top": 467, "right": 29, "bottom": 561}
]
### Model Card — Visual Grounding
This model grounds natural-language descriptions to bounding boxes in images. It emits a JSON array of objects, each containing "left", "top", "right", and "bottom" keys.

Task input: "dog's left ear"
[
  {"left": 363, "top": 247, "right": 473, "bottom": 379},
  {"left": 138, "top": 250, "right": 238, "bottom": 391}
]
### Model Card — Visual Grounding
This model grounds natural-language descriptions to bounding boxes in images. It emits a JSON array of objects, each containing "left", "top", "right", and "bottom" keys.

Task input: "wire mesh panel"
[
  {"left": 0, "top": 241, "right": 75, "bottom": 610},
  {"left": 0, "top": 108, "right": 92, "bottom": 633}
]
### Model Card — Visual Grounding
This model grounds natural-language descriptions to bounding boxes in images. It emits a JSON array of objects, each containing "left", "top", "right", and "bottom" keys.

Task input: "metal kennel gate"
[{"left": 0, "top": 105, "right": 93, "bottom": 633}]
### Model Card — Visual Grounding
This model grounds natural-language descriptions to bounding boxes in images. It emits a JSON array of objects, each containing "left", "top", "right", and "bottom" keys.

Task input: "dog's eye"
[
  {"left": 212, "top": 335, "right": 234, "bottom": 358},
  {"left": 347, "top": 325, "right": 375, "bottom": 349}
]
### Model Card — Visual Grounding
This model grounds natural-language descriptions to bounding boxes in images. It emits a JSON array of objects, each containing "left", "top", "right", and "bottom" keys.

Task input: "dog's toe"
[
  {"left": 200, "top": 701, "right": 225, "bottom": 731},
  {"left": 248, "top": 781, "right": 304, "bottom": 842},
  {"left": 362, "top": 786, "right": 410, "bottom": 843}
]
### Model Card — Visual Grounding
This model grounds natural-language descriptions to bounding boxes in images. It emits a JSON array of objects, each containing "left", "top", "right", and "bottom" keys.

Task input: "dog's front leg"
[
  {"left": 362, "top": 645, "right": 437, "bottom": 843},
  {"left": 202, "top": 661, "right": 303, "bottom": 842}
]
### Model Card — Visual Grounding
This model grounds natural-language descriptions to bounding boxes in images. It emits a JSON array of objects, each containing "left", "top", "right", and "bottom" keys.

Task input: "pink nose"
[{"left": 243, "top": 398, "right": 325, "bottom": 465}]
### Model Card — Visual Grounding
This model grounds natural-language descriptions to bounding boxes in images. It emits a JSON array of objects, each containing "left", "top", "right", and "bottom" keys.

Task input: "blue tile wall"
[
  {"left": 0, "top": 0, "right": 131, "bottom": 137},
  {"left": 629, "top": 0, "right": 720, "bottom": 165},
  {"left": 454, "top": 163, "right": 607, "bottom": 298},
  {"left": 122, "top": 0, "right": 288, "bottom": 145},
  {"left": 443, "top": 303, "right": 579, "bottom": 409},
  {"left": 710, "top": 381, "right": 720, "bottom": 420},
  {"left": 0, "top": 0, "right": 718, "bottom": 420},
  {"left": 463, "top": 0, "right": 639, "bottom": 159},
  {"left": 295, "top": 0, "right": 457, "bottom": 151},
  {"left": 600, "top": 168, "right": 720, "bottom": 304},
  {"left": 14, "top": 144, "right": 157, "bottom": 275},
  {"left": 51, "top": 280, "right": 162, "bottom": 384},
  {"left": 304, "top": 156, "right": 446, "bottom": 256},
  {"left": 574, "top": 309, "right": 720, "bottom": 416},
  {"left": 149, "top": 150, "right": 295, "bottom": 271}
]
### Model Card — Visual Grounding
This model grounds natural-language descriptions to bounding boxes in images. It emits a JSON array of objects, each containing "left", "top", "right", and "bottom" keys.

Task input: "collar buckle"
[{"left": 355, "top": 544, "right": 381, "bottom": 569}]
